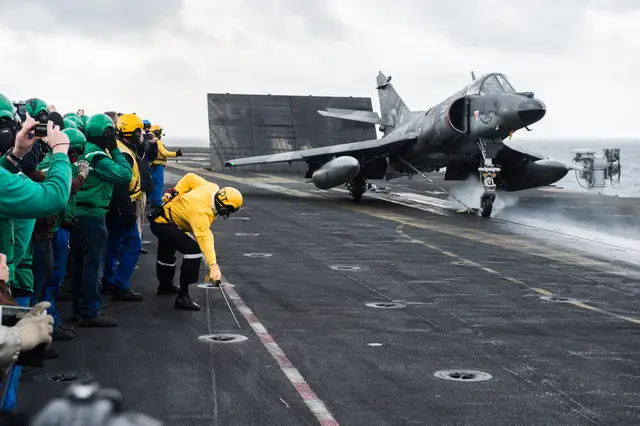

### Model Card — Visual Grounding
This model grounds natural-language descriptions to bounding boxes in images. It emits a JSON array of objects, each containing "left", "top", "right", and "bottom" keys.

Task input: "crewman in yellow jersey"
[
  {"left": 148, "top": 173, "right": 243, "bottom": 311},
  {"left": 148, "top": 124, "right": 182, "bottom": 208},
  {"left": 102, "top": 113, "right": 145, "bottom": 302}
]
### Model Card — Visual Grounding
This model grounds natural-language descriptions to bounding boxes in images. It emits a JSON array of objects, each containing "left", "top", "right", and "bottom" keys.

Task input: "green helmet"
[
  {"left": 63, "top": 118, "right": 78, "bottom": 130},
  {"left": 85, "top": 113, "right": 115, "bottom": 138},
  {"left": 0, "top": 93, "right": 15, "bottom": 121},
  {"left": 67, "top": 115, "right": 84, "bottom": 131},
  {"left": 81, "top": 115, "right": 90, "bottom": 126},
  {"left": 62, "top": 128, "right": 87, "bottom": 151},
  {"left": 26, "top": 98, "right": 49, "bottom": 122}
]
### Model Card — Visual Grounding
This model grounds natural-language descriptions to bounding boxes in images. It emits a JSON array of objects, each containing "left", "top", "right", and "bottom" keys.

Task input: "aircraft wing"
[
  {"left": 318, "top": 108, "right": 394, "bottom": 127},
  {"left": 224, "top": 132, "right": 417, "bottom": 167}
]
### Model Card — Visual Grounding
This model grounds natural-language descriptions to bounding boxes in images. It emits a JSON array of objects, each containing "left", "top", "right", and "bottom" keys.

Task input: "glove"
[
  {"left": 14, "top": 302, "right": 53, "bottom": 351},
  {"left": 206, "top": 264, "right": 221, "bottom": 286},
  {"left": 76, "top": 160, "right": 89, "bottom": 178},
  {"left": 176, "top": 148, "right": 183, "bottom": 157},
  {"left": 121, "top": 214, "right": 137, "bottom": 229}
]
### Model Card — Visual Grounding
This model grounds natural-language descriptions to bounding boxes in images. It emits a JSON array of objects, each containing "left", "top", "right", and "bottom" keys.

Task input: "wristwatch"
[
  {"left": 5, "top": 148, "right": 22, "bottom": 172},
  {"left": 7, "top": 148, "right": 22, "bottom": 163}
]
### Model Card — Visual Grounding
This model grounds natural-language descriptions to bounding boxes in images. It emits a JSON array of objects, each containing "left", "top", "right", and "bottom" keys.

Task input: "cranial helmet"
[{"left": 213, "top": 187, "right": 243, "bottom": 219}]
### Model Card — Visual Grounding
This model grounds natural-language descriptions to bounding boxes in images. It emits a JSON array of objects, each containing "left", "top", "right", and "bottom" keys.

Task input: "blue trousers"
[
  {"left": 71, "top": 216, "right": 108, "bottom": 318},
  {"left": 149, "top": 165, "right": 165, "bottom": 207},
  {"left": 43, "top": 229, "right": 70, "bottom": 326},
  {"left": 1, "top": 296, "right": 31, "bottom": 411},
  {"left": 104, "top": 216, "right": 141, "bottom": 291}
]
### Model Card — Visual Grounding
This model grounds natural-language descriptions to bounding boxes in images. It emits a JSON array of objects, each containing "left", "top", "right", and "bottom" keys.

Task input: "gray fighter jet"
[{"left": 224, "top": 71, "right": 569, "bottom": 217}]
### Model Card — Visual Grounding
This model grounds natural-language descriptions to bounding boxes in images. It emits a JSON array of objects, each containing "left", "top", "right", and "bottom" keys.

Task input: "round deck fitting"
[
  {"left": 539, "top": 295, "right": 576, "bottom": 303},
  {"left": 300, "top": 212, "right": 320, "bottom": 216},
  {"left": 365, "top": 302, "right": 406, "bottom": 309},
  {"left": 34, "top": 371, "right": 92, "bottom": 384},
  {"left": 433, "top": 370, "right": 492, "bottom": 382},
  {"left": 243, "top": 253, "right": 272, "bottom": 257},
  {"left": 230, "top": 217, "right": 251, "bottom": 220},
  {"left": 330, "top": 265, "right": 361, "bottom": 271},
  {"left": 198, "top": 334, "right": 247, "bottom": 343},
  {"left": 235, "top": 233, "right": 260, "bottom": 236}
]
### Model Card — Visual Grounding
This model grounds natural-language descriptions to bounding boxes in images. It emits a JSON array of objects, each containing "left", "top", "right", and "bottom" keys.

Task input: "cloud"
[{"left": 0, "top": 0, "right": 638, "bottom": 142}]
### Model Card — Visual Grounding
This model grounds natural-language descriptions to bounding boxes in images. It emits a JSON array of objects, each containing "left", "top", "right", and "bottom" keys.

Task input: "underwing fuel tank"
[{"left": 311, "top": 156, "right": 361, "bottom": 190}]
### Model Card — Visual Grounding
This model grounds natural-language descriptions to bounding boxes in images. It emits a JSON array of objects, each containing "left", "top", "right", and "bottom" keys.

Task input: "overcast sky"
[{"left": 1, "top": 0, "right": 638, "bottom": 144}]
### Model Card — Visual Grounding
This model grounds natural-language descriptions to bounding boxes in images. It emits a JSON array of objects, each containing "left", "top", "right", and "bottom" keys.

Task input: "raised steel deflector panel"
[{"left": 207, "top": 94, "right": 377, "bottom": 172}]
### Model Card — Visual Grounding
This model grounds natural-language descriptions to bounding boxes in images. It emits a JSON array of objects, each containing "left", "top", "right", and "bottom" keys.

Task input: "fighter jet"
[{"left": 224, "top": 71, "right": 570, "bottom": 217}]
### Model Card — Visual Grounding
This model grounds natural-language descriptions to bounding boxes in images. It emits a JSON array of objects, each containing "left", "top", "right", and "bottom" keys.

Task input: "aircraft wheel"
[
  {"left": 479, "top": 195, "right": 494, "bottom": 218},
  {"left": 349, "top": 176, "right": 366, "bottom": 202}
]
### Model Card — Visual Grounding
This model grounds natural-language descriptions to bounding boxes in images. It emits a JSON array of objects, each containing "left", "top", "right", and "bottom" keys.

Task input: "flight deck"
[{"left": 16, "top": 165, "right": 640, "bottom": 426}]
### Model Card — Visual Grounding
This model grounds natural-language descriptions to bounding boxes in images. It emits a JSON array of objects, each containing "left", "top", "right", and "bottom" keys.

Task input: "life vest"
[{"left": 116, "top": 139, "right": 142, "bottom": 202}]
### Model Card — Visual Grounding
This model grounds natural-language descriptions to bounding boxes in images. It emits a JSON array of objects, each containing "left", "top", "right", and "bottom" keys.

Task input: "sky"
[{"left": 0, "top": 0, "right": 639, "bottom": 145}]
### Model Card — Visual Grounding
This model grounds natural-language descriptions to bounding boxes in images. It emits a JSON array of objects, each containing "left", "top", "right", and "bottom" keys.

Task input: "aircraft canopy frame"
[{"left": 465, "top": 73, "right": 516, "bottom": 96}]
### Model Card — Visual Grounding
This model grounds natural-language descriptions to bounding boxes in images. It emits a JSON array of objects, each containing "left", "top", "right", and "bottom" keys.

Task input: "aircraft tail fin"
[{"left": 376, "top": 71, "right": 412, "bottom": 134}]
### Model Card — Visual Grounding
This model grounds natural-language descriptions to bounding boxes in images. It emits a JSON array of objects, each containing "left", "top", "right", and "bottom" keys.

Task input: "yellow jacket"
[
  {"left": 152, "top": 139, "right": 176, "bottom": 166},
  {"left": 154, "top": 173, "right": 220, "bottom": 266}
]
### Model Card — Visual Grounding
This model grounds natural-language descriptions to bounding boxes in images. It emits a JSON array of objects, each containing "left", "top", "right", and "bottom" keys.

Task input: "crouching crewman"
[{"left": 148, "top": 173, "right": 243, "bottom": 311}]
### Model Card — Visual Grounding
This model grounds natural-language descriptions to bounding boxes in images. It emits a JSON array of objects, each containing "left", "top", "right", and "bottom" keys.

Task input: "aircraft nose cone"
[{"left": 517, "top": 98, "right": 546, "bottom": 125}]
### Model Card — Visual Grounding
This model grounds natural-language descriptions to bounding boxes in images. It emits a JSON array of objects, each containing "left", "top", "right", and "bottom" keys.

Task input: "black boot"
[
  {"left": 112, "top": 288, "right": 144, "bottom": 301},
  {"left": 157, "top": 284, "right": 180, "bottom": 295},
  {"left": 52, "top": 323, "right": 75, "bottom": 341},
  {"left": 174, "top": 294, "right": 200, "bottom": 311},
  {"left": 78, "top": 314, "right": 118, "bottom": 327}
]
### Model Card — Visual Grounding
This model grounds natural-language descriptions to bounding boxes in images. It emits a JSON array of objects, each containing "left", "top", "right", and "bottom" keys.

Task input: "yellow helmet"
[
  {"left": 214, "top": 187, "right": 243, "bottom": 219},
  {"left": 149, "top": 124, "right": 164, "bottom": 139},
  {"left": 116, "top": 113, "right": 144, "bottom": 136}
]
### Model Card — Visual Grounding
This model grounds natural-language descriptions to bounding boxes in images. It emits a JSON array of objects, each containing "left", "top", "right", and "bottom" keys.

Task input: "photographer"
[
  {"left": 0, "top": 94, "right": 73, "bottom": 286},
  {"left": 32, "top": 128, "right": 90, "bottom": 342},
  {"left": 0, "top": 95, "right": 72, "bottom": 411},
  {"left": 71, "top": 114, "right": 132, "bottom": 328},
  {"left": 102, "top": 114, "right": 144, "bottom": 302}
]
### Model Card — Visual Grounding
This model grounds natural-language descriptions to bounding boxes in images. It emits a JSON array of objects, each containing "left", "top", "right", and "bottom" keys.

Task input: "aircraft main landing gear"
[
  {"left": 477, "top": 138, "right": 501, "bottom": 218},
  {"left": 347, "top": 175, "right": 366, "bottom": 201}
]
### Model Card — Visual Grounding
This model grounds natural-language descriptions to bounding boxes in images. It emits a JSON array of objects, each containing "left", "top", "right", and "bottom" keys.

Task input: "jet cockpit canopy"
[{"left": 465, "top": 73, "right": 516, "bottom": 96}]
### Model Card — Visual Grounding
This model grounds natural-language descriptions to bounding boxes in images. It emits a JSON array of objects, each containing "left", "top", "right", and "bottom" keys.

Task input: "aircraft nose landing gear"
[
  {"left": 477, "top": 139, "right": 502, "bottom": 218},
  {"left": 479, "top": 193, "right": 495, "bottom": 217}
]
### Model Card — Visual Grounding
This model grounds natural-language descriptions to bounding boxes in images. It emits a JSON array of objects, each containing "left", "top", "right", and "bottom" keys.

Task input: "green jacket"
[
  {"left": 75, "top": 143, "right": 132, "bottom": 217},
  {"left": 0, "top": 151, "right": 71, "bottom": 284},
  {"left": 37, "top": 153, "right": 80, "bottom": 232}
]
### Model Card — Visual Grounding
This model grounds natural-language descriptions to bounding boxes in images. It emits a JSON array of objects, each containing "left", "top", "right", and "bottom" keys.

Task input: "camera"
[
  {"left": 34, "top": 123, "right": 48, "bottom": 138},
  {"left": 0, "top": 305, "right": 47, "bottom": 367},
  {"left": 13, "top": 102, "right": 27, "bottom": 123},
  {"left": 30, "top": 383, "right": 162, "bottom": 426}
]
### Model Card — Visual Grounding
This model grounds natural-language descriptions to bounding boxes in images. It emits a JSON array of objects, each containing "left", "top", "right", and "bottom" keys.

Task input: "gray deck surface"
[{"left": 17, "top": 165, "right": 640, "bottom": 426}]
